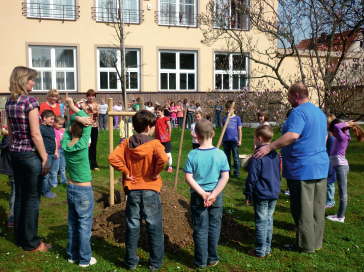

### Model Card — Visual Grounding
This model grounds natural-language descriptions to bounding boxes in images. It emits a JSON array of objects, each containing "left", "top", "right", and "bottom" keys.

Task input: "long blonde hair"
[{"left": 9, "top": 66, "right": 38, "bottom": 101}]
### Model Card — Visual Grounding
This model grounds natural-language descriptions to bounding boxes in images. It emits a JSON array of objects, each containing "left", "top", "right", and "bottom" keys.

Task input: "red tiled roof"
[{"left": 297, "top": 29, "right": 363, "bottom": 51}]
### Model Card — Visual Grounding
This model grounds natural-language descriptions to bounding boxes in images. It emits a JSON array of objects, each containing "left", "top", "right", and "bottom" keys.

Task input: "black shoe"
[
  {"left": 284, "top": 243, "right": 297, "bottom": 252},
  {"left": 231, "top": 174, "right": 239, "bottom": 178}
]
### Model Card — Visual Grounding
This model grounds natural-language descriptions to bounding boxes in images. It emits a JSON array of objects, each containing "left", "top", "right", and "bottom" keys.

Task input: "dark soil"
[{"left": 92, "top": 185, "right": 245, "bottom": 252}]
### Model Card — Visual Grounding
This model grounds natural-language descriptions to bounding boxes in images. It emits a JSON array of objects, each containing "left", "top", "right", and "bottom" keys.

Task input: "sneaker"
[
  {"left": 248, "top": 248, "right": 265, "bottom": 258},
  {"left": 92, "top": 168, "right": 100, "bottom": 171},
  {"left": 208, "top": 260, "right": 219, "bottom": 267},
  {"left": 231, "top": 174, "right": 239, "bottom": 178},
  {"left": 284, "top": 189, "right": 290, "bottom": 195},
  {"left": 44, "top": 192, "right": 57, "bottom": 198},
  {"left": 167, "top": 167, "right": 173, "bottom": 173},
  {"left": 326, "top": 214, "right": 345, "bottom": 223},
  {"left": 325, "top": 204, "right": 335, "bottom": 209},
  {"left": 68, "top": 259, "right": 78, "bottom": 264},
  {"left": 7, "top": 222, "right": 14, "bottom": 227},
  {"left": 52, "top": 185, "right": 58, "bottom": 188},
  {"left": 79, "top": 257, "right": 97, "bottom": 267},
  {"left": 284, "top": 243, "right": 297, "bottom": 252}
]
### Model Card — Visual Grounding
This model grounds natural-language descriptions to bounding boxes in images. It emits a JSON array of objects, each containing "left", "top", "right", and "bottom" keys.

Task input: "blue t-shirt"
[
  {"left": 59, "top": 103, "right": 64, "bottom": 116},
  {"left": 40, "top": 124, "right": 56, "bottom": 155},
  {"left": 222, "top": 115, "right": 241, "bottom": 142},
  {"left": 281, "top": 102, "right": 329, "bottom": 180},
  {"left": 183, "top": 148, "right": 230, "bottom": 193},
  {"left": 215, "top": 105, "right": 223, "bottom": 113}
]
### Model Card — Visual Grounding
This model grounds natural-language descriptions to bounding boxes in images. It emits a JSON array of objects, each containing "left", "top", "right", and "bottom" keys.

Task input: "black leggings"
[{"left": 89, "top": 127, "right": 98, "bottom": 168}]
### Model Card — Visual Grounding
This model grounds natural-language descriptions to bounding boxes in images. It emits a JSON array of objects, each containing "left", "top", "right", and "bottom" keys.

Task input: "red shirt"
[
  {"left": 39, "top": 102, "right": 62, "bottom": 116},
  {"left": 155, "top": 116, "right": 170, "bottom": 143}
]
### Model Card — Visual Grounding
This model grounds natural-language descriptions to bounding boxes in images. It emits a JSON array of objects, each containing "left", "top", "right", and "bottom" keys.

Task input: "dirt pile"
[{"left": 92, "top": 185, "right": 244, "bottom": 252}]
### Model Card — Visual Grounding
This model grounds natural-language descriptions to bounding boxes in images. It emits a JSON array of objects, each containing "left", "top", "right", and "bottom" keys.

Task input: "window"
[
  {"left": 159, "top": 51, "right": 197, "bottom": 91},
  {"left": 214, "top": 0, "right": 249, "bottom": 30},
  {"left": 29, "top": 46, "right": 77, "bottom": 91},
  {"left": 96, "top": 0, "right": 140, "bottom": 23},
  {"left": 159, "top": 0, "right": 197, "bottom": 27},
  {"left": 97, "top": 48, "right": 140, "bottom": 91},
  {"left": 27, "top": 0, "right": 76, "bottom": 20},
  {"left": 214, "top": 53, "right": 248, "bottom": 90}
]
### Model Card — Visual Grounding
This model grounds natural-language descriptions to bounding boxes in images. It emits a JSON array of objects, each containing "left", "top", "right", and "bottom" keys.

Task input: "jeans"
[
  {"left": 89, "top": 127, "right": 98, "bottom": 169},
  {"left": 191, "top": 192, "right": 223, "bottom": 269},
  {"left": 67, "top": 184, "right": 94, "bottom": 265},
  {"left": 170, "top": 117, "right": 176, "bottom": 129},
  {"left": 326, "top": 183, "right": 335, "bottom": 206},
  {"left": 114, "top": 116, "right": 119, "bottom": 129},
  {"left": 223, "top": 141, "right": 240, "bottom": 176},
  {"left": 124, "top": 190, "right": 164, "bottom": 270},
  {"left": 42, "top": 154, "right": 58, "bottom": 193},
  {"left": 333, "top": 165, "right": 349, "bottom": 218},
  {"left": 177, "top": 117, "right": 183, "bottom": 129},
  {"left": 215, "top": 113, "right": 221, "bottom": 128},
  {"left": 8, "top": 176, "right": 15, "bottom": 223},
  {"left": 187, "top": 114, "right": 193, "bottom": 129},
  {"left": 253, "top": 199, "right": 277, "bottom": 257},
  {"left": 52, "top": 148, "right": 67, "bottom": 185},
  {"left": 99, "top": 114, "right": 108, "bottom": 130},
  {"left": 11, "top": 151, "right": 42, "bottom": 251}
]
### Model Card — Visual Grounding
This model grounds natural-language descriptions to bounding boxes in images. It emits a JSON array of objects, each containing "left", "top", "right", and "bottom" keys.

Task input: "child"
[
  {"left": 119, "top": 116, "right": 134, "bottom": 144},
  {"left": 191, "top": 111, "right": 202, "bottom": 149},
  {"left": 176, "top": 100, "right": 184, "bottom": 129},
  {"left": 108, "top": 110, "right": 168, "bottom": 271},
  {"left": 183, "top": 119, "right": 230, "bottom": 269},
  {"left": 195, "top": 102, "right": 202, "bottom": 112},
  {"left": 61, "top": 97, "right": 96, "bottom": 267},
  {"left": 244, "top": 125, "right": 281, "bottom": 258},
  {"left": 222, "top": 100, "right": 242, "bottom": 178},
  {"left": 54, "top": 115, "right": 67, "bottom": 185},
  {"left": 187, "top": 101, "right": 196, "bottom": 130},
  {"left": 169, "top": 101, "right": 177, "bottom": 129},
  {"left": 146, "top": 101, "right": 154, "bottom": 113},
  {"left": 155, "top": 105, "right": 173, "bottom": 172},
  {"left": 214, "top": 101, "right": 223, "bottom": 128},
  {"left": 163, "top": 100, "right": 170, "bottom": 118},
  {"left": 40, "top": 110, "right": 59, "bottom": 198},
  {"left": 326, "top": 119, "right": 356, "bottom": 223},
  {"left": 132, "top": 97, "right": 145, "bottom": 111},
  {"left": 0, "top": 125, "right": 14, "bottom": 227},
  {"left": 325, "top": 114, "right": 337, "bottom": 209},
  {"left": 183, "top": 99, "right": 189, "bottom": 129},
  {"left": 255, "top": 109, "right": 270, "bottom": 128},
  {"left": 98, "top": 98, "right": 108, "bottom": 130},
  {"left": 113, "top": 100, "right": 123, "bottom": 129}
]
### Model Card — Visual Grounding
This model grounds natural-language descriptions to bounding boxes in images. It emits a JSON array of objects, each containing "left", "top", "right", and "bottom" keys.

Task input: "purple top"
[
  {"left": 5, "top": 96, "right": 41, "bottom": 152},
  {"left": 330, "top": 122, "right": 351, "bottom": 166}
]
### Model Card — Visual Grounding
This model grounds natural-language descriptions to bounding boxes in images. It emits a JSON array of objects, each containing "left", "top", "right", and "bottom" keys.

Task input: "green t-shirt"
[
  {"left": 133, "top": 103, "right": 145, "bottom": 111},
  {"left": 61, "top": 110, "right": 92, "bottom": 182}
]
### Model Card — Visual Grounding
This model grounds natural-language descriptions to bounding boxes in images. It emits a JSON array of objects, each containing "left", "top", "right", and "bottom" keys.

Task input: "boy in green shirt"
[{"left": 61, "top": 97, "right": 96, "bottom": 267}]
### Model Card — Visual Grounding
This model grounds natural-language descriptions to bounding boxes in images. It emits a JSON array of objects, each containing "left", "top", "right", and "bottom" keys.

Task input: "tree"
[{"left": 198, "top": 0, "right": 364, "bottom": 120}]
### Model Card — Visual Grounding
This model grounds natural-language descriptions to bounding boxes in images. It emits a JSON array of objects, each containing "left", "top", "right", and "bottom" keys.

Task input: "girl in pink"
[
  {"left": 176, "top": 100, "right": 184, "bottom": 129},
  {"left": 169, "top": 101, "right": 177, "bottom": 129},
  {"left": 53, "top": 115, "right": 67, "bottom": 185}
]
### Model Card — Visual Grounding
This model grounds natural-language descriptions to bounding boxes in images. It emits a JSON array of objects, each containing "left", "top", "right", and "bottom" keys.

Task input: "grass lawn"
[{"left": 0, "top": 127, "right": 364, "bottom": 271}]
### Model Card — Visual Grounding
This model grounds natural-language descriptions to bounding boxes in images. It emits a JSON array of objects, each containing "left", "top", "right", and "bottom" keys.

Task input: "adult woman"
[
  {"left": 80, "top": 89, "right": 100, "bottom": 171},
  {"left": 113, "top": 100, "right": 123, "bottom": 129},
  {"left": 5, "top": 66, "right": 51, "bottom": 251},
  {"left": 39, "top": 89, "right": 61, "bottom": 116}
]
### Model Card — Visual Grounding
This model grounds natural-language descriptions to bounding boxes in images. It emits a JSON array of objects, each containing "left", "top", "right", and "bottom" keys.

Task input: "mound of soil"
[{"left": 92, "top": 185, "right": 244, "bottom": 252}]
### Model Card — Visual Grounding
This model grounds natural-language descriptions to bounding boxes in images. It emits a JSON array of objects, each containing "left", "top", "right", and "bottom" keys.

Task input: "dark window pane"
[
  {"left": 188, "top": 73, "right": 195, "bottom": 90},
  {"left": 180, "top": 53, "right": 194, "bottom": 69},
  {"left": 110, "top": 72, "right": 118, "bottom": 89},
  {"left": 169, "top": 73, "right": 176, "bottom": 89},
  {"left": 56, "top": 72, "right": 65, "bottom": 90},
  {"left": 215, "top": 74, "right": 221, "bottom": 89},
  {"left": 223, "top": 74, "right": 229, "bottom": 90},
  {"left": 130, "top": 72, "right": 138, "bottom": 89},
  {"left": 34, "top": 74, "right": 41, "bottom": 90},
  {"left": 55, "top": 49, "right": 74, "bottom": 68},
  {"left": 126, "top": 51, "right": 137, "bottom": 68},
  {"left": 100, "top": 49, "right": 117, "bottom": 68},
  {"left": 240, "top": 75, "right": 247, "bottom": 88},
  {"left": 233, "top": 75, "right": 239, "bottom": 89},
  {"left": 66, "top": 72, "right": 74, "bottom": 90},
  {"left": 32, "top": 48, "right": 51, "bottom": 67},
  {"left": 161, "top": 73, "right": 168, "bottom": 89},
  {"left": 100, "top": 72, "right": 108, "bottom": 89},
  {"left": 161, "top": 53, "right": 176, "bottom": 69},
  {"left": 215, "top": 54, "right": 228, "bottom": 70},
  {"left": 43, "top": 72, "right": 52, "bottom": 90},
  {"left": 232, "top": 55, "right": 246, "bottom": 70},
  {"left": 180, "top": 73, "right": 187, "bottom": 89}
]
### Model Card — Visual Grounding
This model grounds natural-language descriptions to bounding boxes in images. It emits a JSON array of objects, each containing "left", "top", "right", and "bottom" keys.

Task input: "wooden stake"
[
  {"left": 108, "top": 98, "right": 115, "bottom": 206},
  {"left": 216, "top": 102, "right": 235, "bottom": 149},
  {"left": 173, "top": 105, "right": 188, "bottom": 189}
]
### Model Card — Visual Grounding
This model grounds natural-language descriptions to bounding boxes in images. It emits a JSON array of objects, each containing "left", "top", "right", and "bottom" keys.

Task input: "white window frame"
[
  {"left": 214, "top": 0, "right": 249, "bottom": 30},
  {"left": 159, "top": 0, "right": 197, "bottom": 27},
  {"left": 29, "top": 46, "right": 77, "bottom": 92},
  {"left": 27, "top": 0, "right": 76, "bottom": 20},
  {"left": 214, "top": 53, "right": 248, "bottom": 91},
  {"left": 97, "top": 48, "right": 140, "bottom": 91},
  {"left": 159, "top": 50, "right": 197, "bottom": 91},
  {"left": 96, "top": 0, "right": 140, "bottom": 24}
]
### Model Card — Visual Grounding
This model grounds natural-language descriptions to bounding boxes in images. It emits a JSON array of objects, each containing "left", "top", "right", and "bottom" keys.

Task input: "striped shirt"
[{"left": 5, "top": 96, "right": 41, "bottom": 152}]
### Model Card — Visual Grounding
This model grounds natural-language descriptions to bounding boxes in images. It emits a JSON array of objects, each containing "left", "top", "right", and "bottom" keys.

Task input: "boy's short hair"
[
  {"left": 190, "top": 100, "right": 194, "bottom": 104},
  {"left": 154, "top": 105, "right": 164, "bottom": 112},
  {"left": 136, "top": 97, "right": 140, "bottom": 102},
  {"left": 55, "top": 115, "right": 65, "bottom": 123},
  {"left": 133, "top": 110, "right": 157, "bottom": 133},
  {"left": 225, "top": 100, "right": 235, "bottom": 109},
  {"left": 194, "top": 111, "right": 202, "bottom": 118},
  {"left": 195, "top": 119, "right": 213, "bottom": 140},
  {"left": 328, "top": 119, "right": 342, "bottom": 133},
  {"left": 257, "top": 109, "right": 270, "bottom": 121},
  {"left": 71, "top": 121, "right": 83, "bottom": 138},
  {"left": 183, "top": 99, "right": 187, "bottom": 103},
  {"left": 86, "top": 89, "right": 97, "bottom": 97},
  {"left": 41, "top": 110, "right": 55, "bottom": 120},
  {"left": 196, "top": 102, "right": 200, "bottom": 107},
  {"left": 254, "top": 125, "right": 274, "bottom": 142},
  {"left": 47, "top": 89, "right": 59, "bottom": 99}
]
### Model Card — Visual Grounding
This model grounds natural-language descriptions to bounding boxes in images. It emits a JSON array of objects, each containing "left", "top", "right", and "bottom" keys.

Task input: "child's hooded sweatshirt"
[{"left": 108, "top": 134, "right": 168, "bottom": 193}]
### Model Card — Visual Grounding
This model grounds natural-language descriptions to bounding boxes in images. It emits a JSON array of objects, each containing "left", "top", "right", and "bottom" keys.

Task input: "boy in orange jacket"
[{"left": 109, "top": 110, "right": 168, "bottom": 271}]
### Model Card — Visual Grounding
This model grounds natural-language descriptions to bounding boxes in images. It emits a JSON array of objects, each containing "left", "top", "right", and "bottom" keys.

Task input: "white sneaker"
[
  {"left": 68, "top": 259, "right": 78, "bottom": 264},
  {"left": 326, "top": 214, "right": 345, "bottom": 223},
  {"left": 79, "top": 257, "right": 97, "bottom": 267}
]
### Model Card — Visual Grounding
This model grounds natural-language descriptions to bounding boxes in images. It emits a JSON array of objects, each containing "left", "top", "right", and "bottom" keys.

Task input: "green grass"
[{"left": 1, "top": 127, "right": 364, "bottom": 271}]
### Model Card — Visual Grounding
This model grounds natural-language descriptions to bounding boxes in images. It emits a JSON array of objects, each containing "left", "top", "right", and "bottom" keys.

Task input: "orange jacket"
[{"left": 108, "top": 137, "right": 168, "bottom": 193}]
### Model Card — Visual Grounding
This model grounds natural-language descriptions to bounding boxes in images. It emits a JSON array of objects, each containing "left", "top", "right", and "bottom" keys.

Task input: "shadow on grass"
[{"left": 348, "top": 163, "right": 364, "bottom": 173}]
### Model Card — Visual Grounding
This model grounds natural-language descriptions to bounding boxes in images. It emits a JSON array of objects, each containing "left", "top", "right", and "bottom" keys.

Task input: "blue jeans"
[
  {"left": 67, "top": 184, "right": 94, "bottom": 265},
  {"left": 8, "top": 176, "right": 15, "bottom": 223},
  {"left": 223, "top": 141, "right": 240, "bottom": 176},
  {"left": 11, "top": 151, "right": 43, "bottom": 251},
  {"left": 178, "top": 117, "right": 183, "bottom": 129},
  {"left": 215, "top": 113, "right": 221, "bottom": 128},
  {"left": 171, "top": 118, "right": 176, "bottom": 129},
  {"left": 42, "top": 154, "right": 58, "bottom": 191},
  {"left": 187, "top": 114, "right": 193, "bottom": 129},
  {"left": 253, "top": 199, "right": 277, "bottom": 257},
  {"left": 191, "top": 192, "right": 223, "bottom": 269},
  {"left": 333, "top": 165, "right": 349, "bottom": 218},
  {"left": 53, "top": 148, "right": 67, "bottom": 185},
  {"left": 124, "top": 190, "right": 164, "bottom": 270},
  {"left": 326, "top": 183, "right": 335, "bottom": 206}
]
